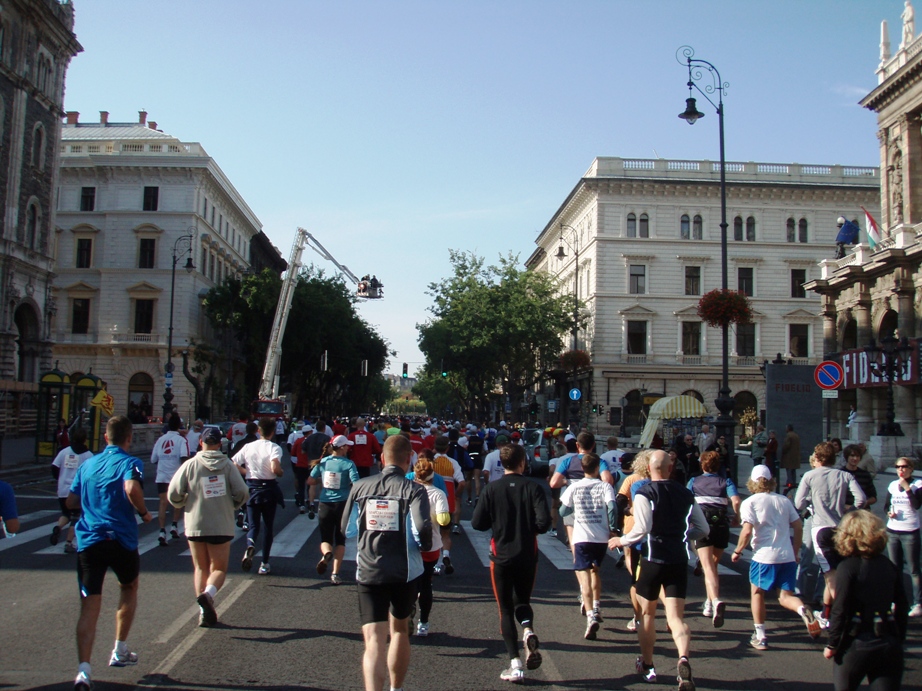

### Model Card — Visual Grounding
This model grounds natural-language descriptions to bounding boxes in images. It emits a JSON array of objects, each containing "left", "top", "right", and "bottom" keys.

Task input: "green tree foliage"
[{"left": 417, "top": 250, "right": 574, "bottom": 421}]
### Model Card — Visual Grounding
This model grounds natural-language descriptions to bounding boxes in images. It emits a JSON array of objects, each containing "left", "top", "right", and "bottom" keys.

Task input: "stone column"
[
  {"left": 853, "top": 290, "right": 875, "bottom": 440},
  {"left": 902, "top": 114, "right": 921, "bottom": 225},
  {"left": 896, "top": 283, "right": 918, "bottom": 439}
]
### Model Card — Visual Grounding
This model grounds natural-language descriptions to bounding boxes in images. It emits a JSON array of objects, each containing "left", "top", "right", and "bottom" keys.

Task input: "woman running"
[
  {"left": 412, "top": 457, "right": 451, "bottom": 635},
  {"left": 309, "top": 435, "right": 359, "bottom": 584}
]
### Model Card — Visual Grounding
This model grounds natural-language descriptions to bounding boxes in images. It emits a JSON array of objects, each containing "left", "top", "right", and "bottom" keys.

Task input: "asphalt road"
[{"left": 1, "top": 456, "right": 920, "bottom": 691}]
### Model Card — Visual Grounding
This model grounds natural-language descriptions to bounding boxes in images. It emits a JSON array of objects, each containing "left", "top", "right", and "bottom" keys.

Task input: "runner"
[
  {"left": 609, "top": 449, "right": 709, "bottom": 691},
  {"left": 67, "top": 416, "right": 150, "bottom": 691},
  {"left": 301, "top": 419, "right": 332, "bottom": 519},
  {"left": 310, "top": 435, "right": 359, "bottom": 584},
  {"left": 233, "top": 417, "right": 284, "bottom": 575},
  {"left": 411, "top": 457, "right": 451, "bottom": 635},
  {"left": 482, "top": 434, "right": 511, "bottom": 485},
  {"left": 291, "top": 424, "right": 313, "bottom": 514},
  {"left": 167, "top": 427, "right": 249, "bottom": 626},
  {"left": 150, "top": 414, "right": 191, "bottom": 546},
  {"left": 558, "top": 452, "right": 617, "bottom": 640},
  {"left": 341, "top": 434, "right": 431, "bottom": 691},
  {"left": 349, "top": 417, "right": 383, "bottom": 479},
  {"left": 472, "top": 443, "right": 551, "bottom": 684},
  {"left": 467, "top": 424, "right": 486, "bottom": 502},
  {"left": 433, "top": 435, "right": 465, "bottom": 574},
  {"left": 616, "top": 450, "right": 652, "bottom": 632},
  {"left": 228, "top": 413, "right": 249, "bottom": 448},
  {"left": 50, "top": 427, "right": 93, "bottom": 554},
  {"left": 884, "top": 456, "right": 922, "bottom": 617},
  {"left": 687, "top": 450, "right": 742, "bottom": 628},
  {"left": 730, "top": 464, "right": 821, "bottom": 650}
]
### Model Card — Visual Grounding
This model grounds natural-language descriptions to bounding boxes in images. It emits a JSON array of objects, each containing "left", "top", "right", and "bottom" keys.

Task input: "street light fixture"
[
  {"left": 162, "top": 229, "right": 196, "bottom": 420},
  {"left": 555, "top": 222, "right": 582, "bottom": 427},
  {"left": 676, "top": 45, "right": 737, "bottom": 483},
  {"left": 864, "top": 335, "right": 914, "bottom": 436}
]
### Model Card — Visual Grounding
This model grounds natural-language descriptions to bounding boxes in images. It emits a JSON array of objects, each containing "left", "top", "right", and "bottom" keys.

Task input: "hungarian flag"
[{"left": 861, "top": 207, "right": 882, "bottom": 249}]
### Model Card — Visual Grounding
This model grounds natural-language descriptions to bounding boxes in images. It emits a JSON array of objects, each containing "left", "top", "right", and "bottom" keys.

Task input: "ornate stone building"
[
  {"left": 527, "top": 156, "right": 879, "bottom": 437},
  {"left": 807, "top": 5, "right": 922, "bottom": 449}
]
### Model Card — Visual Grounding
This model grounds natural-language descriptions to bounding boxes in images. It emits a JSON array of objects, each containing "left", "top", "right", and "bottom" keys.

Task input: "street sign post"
[
  {"left": 568, "top": 388, "right": 581, "bottom": 401},
  {"left": 814, "top": 360, "right": 844, "bottom": 439},
  {"left": 165, "top": 372, "right": 173, "bottom": 389}
]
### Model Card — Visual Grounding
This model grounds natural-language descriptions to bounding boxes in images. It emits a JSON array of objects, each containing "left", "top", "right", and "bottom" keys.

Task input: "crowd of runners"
[{"left": 38, "top": 411, "right": 918, "bottom": 691}]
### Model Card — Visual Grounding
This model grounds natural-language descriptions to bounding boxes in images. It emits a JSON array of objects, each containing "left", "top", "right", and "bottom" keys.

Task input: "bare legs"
[{"left": 362, "top": 615, "right": 410, "bottom": 691}]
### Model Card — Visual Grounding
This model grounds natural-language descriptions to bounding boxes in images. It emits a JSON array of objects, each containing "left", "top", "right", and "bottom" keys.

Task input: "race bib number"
[
  {"left": 64, "top": 454, "right": 80, "bottom": 469},
  {"left": 202, "top": 475, "right": 227, "bottom": 498},
  {"left": 365, "top": 499, "right": 399, "bottom": 531},
  {"left": 323, "top": 471, "right": 341, "bottom": 490},
  {"left": 355, "top": 434, "right": 367, "bottom": 445}
]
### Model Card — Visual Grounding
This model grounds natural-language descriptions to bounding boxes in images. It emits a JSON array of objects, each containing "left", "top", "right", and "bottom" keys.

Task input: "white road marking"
[
  {"left": 15, "top": 509, "right": 58, "bottom": 523},
  {"left": 536, "top": 533, "right": 575, "bottom": 570},
  {"left": 267, "top": 513, "right": 318, "bottom": 558},
  {"left": 460, "top": 520, "right": 492, "bottom": 567},
  {"left": 154, "top": 578, "right": 236, "bottom": 644},
  {"left": 0, "top": 521, "right": 59, "bottom": 552}
]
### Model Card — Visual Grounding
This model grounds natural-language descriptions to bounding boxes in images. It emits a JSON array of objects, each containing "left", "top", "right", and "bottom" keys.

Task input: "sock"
[
  {"left": 442, "top": 549, "right": 450, "bottom": 558},
  {"left": 593, "top": 600, "right": 601, "bottom": 610},
  {"left": 204, "top": 584, "right": 218, "bottom": 599},
  {"left": 78, "top": 662, "right": 91, "bottom": 678},
  {"left": 642, "top": 661, "right": 654, "bottom": 670},
  {"left": 171, "top": 522, "right": 178, "bottom": 529},
  {"left": 822, "top": 603, "right": 831, "bottom": 619},
  {"left": 511, "top": 658, "right": 523, "bottom": 669},
  {"left": 114, "top": 640, "right": 128, "bottom": 655},
  {"left": 755, "top": 623, "right": 766, "bottom": 638},
  {"left": 798, "top": 605, "right": 807, "bottom": 617}
]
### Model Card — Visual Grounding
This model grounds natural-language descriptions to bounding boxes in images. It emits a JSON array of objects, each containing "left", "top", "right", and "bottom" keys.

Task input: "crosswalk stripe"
[
  {"left": 460, "top": 520, "right": 491, "bottom": 567},
  {"left": 536, "top": 533, "right": 575, "bottom": 570},
  {"left": 268, "top": 513, "right": 318, "bottom": 558},
  {"left": 16, "top": 509, "right": 58, "bottom": 524},
  {"left": 0, "top": 521, "right": 59, "bottom": 552}
]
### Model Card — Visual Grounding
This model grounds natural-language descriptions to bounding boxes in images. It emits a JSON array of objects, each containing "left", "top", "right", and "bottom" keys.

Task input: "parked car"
[{"left": 521, "top": 428, "right": 553, "bottom": 478}]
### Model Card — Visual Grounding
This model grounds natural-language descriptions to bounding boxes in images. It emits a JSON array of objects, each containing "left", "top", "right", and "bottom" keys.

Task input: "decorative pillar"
[
  {"left": 853, "top": 290, "right": 875, "bottom": 440},
  {"left": 896, "top": 279, "right": 917, "bottom": 437}
]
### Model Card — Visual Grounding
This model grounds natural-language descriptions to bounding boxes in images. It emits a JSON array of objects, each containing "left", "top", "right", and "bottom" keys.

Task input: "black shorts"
[
  {"left": 187, "top": 535, "right": 233, "bottom": 544},
  {"left": 573, "top": 542, "right": 607, "bottom": 570},
  {"left": 695, "top": 520, "right": 730, "bottom": 550},
  {"left": 318, "top": 501, "right": 347, "bottom": 546},
  {"left": 76, "top": 540, "right": 140, "bottom": 597},
  {"left": 470, "top": 452, "right": 484, "bottom": 471},
  {"left": 58, "top": 497, "right": 80, "bottom": 521},
  {"left": 634, "top": 559, "right": 688, "bottom": 600},
  {"left": 815, "top": 526, "right": 843, "bottom": 573},
  {"left": 156, "top": 482, "right": 170, "bottom": 494},
  {"left": 357, "top": 579, "right": 420, "bottom": 625}
]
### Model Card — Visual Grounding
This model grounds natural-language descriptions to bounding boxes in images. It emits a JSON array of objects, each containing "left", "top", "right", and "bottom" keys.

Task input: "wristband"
[
  {"left": 138, "top": 509, "right": 149, "bottom": 517},
  {"left": 733, "top": 551, "right": 743, "bottom": 556}
]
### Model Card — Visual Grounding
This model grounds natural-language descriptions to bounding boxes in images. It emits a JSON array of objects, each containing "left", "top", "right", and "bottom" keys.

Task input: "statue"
[{"left": 903, "top": 0, "right": 915, "bottom": 48}]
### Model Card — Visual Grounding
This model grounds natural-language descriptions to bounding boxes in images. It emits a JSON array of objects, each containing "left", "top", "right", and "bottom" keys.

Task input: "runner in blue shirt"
[{"left": 310, "top": 435, "right": 360, "bottom": 584}]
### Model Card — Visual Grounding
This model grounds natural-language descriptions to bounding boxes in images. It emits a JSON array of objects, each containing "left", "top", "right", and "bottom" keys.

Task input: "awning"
[{"left": 639, "top": 395, "right": 709, "bottom": 448}]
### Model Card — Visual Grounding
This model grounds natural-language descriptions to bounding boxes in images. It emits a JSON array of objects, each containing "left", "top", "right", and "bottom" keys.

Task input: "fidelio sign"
[{"left": 837, "top": 339, "right": 919, "bottom": 389}]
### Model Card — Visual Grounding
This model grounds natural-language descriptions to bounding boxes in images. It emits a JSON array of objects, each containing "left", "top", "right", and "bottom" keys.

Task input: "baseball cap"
[
  {"left": 202, "top": 428, "right": 223, "bottom": 445},
  {"left": 495, "top": 434, "right": 510, "bottom": 445},
  {"left": 457, "top": 436, "right": 469, "bottom": 448},
  {"left": 750, "top": 464, "right": 772, "bottom": 482},
  {"left": 331, "top": 435, "right": 354, "bottom": 448},
  {"left": 302, "top": 424, "right": 313, "bottom": 432}
]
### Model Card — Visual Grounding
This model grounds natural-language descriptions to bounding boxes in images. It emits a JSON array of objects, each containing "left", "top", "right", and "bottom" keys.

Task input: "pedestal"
[{"left": 868, "top": 435, "right": 913, "bottom": 472}]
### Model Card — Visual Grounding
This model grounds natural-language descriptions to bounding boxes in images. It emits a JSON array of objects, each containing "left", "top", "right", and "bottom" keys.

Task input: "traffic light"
[
  {"left": 529, "top": 401, "right": 538, "bottom": 416},
  {"left": 440, "top": 358, "right": 447, "bottom": 377},
  {"left": 402, "top": 363, "right": 408, "bottom": 379},
  {"left": 591, "top": 403, "right": 598, "bottom": 414},
  {"left": 441, "top": 369, "right": 448, "bottom": 378}
]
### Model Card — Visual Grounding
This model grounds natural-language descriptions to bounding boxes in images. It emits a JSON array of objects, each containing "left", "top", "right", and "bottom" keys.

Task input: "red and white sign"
[{"left": 814, "top": 361, "right": 844, "bottom": 390}]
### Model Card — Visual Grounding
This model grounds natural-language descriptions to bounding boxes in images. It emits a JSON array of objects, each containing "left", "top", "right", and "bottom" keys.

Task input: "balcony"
[
  {"left": 110, "top": 331, "right": 162, "bottom": 344},
  {"left": 735, "top": 356, "right": 758, "bottom": 366},
  {"left": 54, "top": 331, "right": 99, "bottom": 344},
  {"left": 625, "top": 354, "right": 648, "bottom": 364},
  {"left": 679, "top": 355, "right": 703, "bottom": 365}
]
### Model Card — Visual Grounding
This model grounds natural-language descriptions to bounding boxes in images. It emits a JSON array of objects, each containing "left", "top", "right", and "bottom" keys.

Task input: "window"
[
  {"left": 692, "top": 214, "right": 702, "bottom": 240},
  {"left": 209, "top": 252, "right": 215, "bottom": 280},
  {"left": 791, "top": 269, "right": 807, "bottom": 298},
  {"left": 734, "top": 216, "right": 743, "bottom": 241},
  {"left": 142, "top": 186, "right": 159, "bottom": 211},
  {"left": 738, "top": 267, "right": 754, "bottom": 296},
  {"left": 203, "top": 197, "right": 208, "bottom": 217},
  {"left": 798, "top": 218, "right": 808, "bottom": 243},
  {"left": 685, "top": 266, "right": 701, "bottom": 296},
  {"left": 138, "top": 238, "right": 156, "bottom": 268},
  {"left": 201, "top": 246, "right": 208, "bottom": 275},
  {"left": 789, "top": 324, "right": 809, "bottom": 357},
  {"left": 682, "top": 321, "right": 701, "bottom": 355},
  {"left": 680, "top": 214, "right": 690, "bottom": 240},
  {"left": 746, "top": 216, "right": 756, "bottom": 241},
  {"left": 80, "top": 187, "right": 95, "bottom": 211},
  {"left": 627, "top": 321, "right": 647, "bottom": 354},
  {"left": 787, "top": 218, "right": 796, "bottom": 243},
  {"left": 72, "top": 298, "right": 90, "bottom": 334},
  {"left": 210, "top": 206, "right": 215, "bottom": 226},
  {"left": 638, "top": 213, "right": 649, "bottom": 238},
  {"left": 75, "top": 238, "right": 92, "bottom": 268},
  {"left": 629, "top": 265, "right": 646, "bottom": 294},
  {"left": 626, "top": 213, "right": 636, "bottom": 238},
  {"left": 134, "top": 299, "right": 154, "bottom": 334},
  {"left": 25, "top": 204, "right": 37, "bottom": 249},
  {"left": 736, "top": 323, "right": 756, "bottom": 356},
  {"left": 31, "top": 125, "right": 44, "bottom": 170}
]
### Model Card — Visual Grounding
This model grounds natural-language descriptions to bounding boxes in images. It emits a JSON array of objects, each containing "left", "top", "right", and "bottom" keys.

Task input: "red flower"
[{"left": 697, "top": 289, "right": 753, "bottom": 328}]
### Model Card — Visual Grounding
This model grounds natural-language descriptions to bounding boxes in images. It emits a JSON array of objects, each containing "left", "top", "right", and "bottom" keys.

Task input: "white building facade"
[
  {"left": 527, "top": 157, "right": 880, "bottom": 437},
  {"left": 53, "top": 111, "right": 264, "bottom": 423}
]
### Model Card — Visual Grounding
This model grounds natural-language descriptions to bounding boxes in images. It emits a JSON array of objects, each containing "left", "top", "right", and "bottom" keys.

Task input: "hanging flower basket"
[
  {"left": 697, "top": 289, "right": 753, "bottom": 328},
  {"left": 560, "top": 349, "right": 591, "bottom": 370}
]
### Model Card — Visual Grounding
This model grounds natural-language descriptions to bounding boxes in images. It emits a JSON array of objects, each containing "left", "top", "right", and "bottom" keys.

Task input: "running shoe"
[
  {"left": 258, "top": 562, "right": 271, "bottom": 575},
  {"left": 635, "top": 656, "right": 656, "bottom": 682},
  {"left": 523, "top": 628, "right": 542, "bottom": 670},
  {"left": 108, "top": 648, "right": 138, "bottom": 667},
  {"left": 236, "top": 511, "right": 244, "bottom": 528},
  {"left": 317, "top": 551, "right": 333, "bottom": 575},
  {"left": 749, "top": 633, "right": 768, "bottom": 651},
  {"left": 626, "top": 617, "right": 639, "bottom": 632},
  {"left": 442, "top": 555, "right": 454, "bottom": 575},
  {"left": 500, "top": 659, "right": 524, "bottom": 683},
  {"left": 584, "top": 614, "right": 600, "bottom": 640},
  {"left": 50, "top": 525, "right": 61, "bottom": 545},
  {"left": 800, "top": 607, "right": 821, "bottom": 638},
  {"left": 451, "top": 523, "right": 461, "bottom": 535},
  {"left": 592, "top": 607, "right": 603, "bottom": 623},
  {"left": 910, "top": 604, "right": 922, "bottom": 617},
  {"left": 548, "top": 529, "right": 557, "bottom": 538},
  {"left": 64, "top": 542, "right": 77, "bottom": 554},
  {"left": 813, "top": 610, "right": 830, "bottom": 629},
  {"left": 241, "top": 544, "right": 255, "bottom": 572},
  {"left": 433, "top": 564, "right": 443, "bottom": 576},
  {"left": 330, "top": 574, "right": 342, "bottom": 585},
  {"left": 170, "top": 524, "right": 180, "bottom": 539},
  {"left": 416, "top": 621, "right": 429, "bottom": 636},
  {"left": 158, "top": 530, "right": 167, "bottom": 547},
  {"left": 74, "top": 670, "right": 92, "bottom": 691},
  {"left": 299, "top": 505, "right": 306, "bottom": 515},
  {"left": 702, "top": 599, "right": 713, "bottom": 618},
  {"left": 308, "top": 503, "right": 316, "bottom": 520},
  {"left": 712, "top": 600, "right": 725, "bottom": 629},
  {"left": 677, "top": 656, "right": 695, "bottom": 691},
  {"left": 197, "top": 592, "right": 217, "bottom": 627}
]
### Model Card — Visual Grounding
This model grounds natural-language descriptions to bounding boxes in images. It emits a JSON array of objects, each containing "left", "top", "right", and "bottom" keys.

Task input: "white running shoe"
[
  {"left": 416, "top": 621, "right": 429, "bottom": 636},
  {"left": 258, "top": 562, "right": 270, "bottom": 575},
  {"left": 74, "top": 670, "right": 92, "bottom": 691},
  {"left": 523, "top": 628, "right": 542, "bottom": 670},
  {"left": 635, "top": 656, "right": 656, "bottom": 682},
  {"left": 702, "top": 599, "right": 713, "bottom": 618},
  {"left": 909, "top": 604, "right": 922, "bottom": 617},
  {"left": 749, "top": 633, "right": 768, "bottom": 650},
  {"left": 626, "top": 617, "right": 639, "bottom": 632},
  {"left": 813, "top": 610, "right": 830, "bottom": 629},
  {"left": 500, "top": 658, "right": 524, "bottom": 683},
  {"left": 712, "top": 600, "right": 725, "bottom": 628},
  {"left": 584, "top": 614, "right": 600, "bottom": 640},
  {"left": 108, "top": 648, "right": 138, "bottom": 667}
]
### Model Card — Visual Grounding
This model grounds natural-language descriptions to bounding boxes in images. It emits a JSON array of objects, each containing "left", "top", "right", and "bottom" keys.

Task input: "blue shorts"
[
  {"left": 749, "top": 561, "right": 797, "bottom": 593},
  {"left": 573, "top": 542, "right": 607, "bottom": 571}
]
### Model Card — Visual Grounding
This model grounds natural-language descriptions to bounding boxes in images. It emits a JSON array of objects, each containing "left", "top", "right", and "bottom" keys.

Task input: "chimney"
[
  {"left": 99, "top": 111, "right": 109, "bottom": 125},
  {"left": 65, "top": 111, "right": 79, "bottom": 125},
  {"left": 149, "top": 121, "right": 157, "bottom": 130},
  {"left": 138, "top": 110, "right": 147, "bottom": 126}
]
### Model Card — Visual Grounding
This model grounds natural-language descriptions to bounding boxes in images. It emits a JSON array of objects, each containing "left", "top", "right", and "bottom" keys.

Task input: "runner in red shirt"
[
  {"left": 291, "top": 425, "right": 313, "bottom": 514},
  {"left": 347, "top": 417, "right": 382, "bottom": 479}
]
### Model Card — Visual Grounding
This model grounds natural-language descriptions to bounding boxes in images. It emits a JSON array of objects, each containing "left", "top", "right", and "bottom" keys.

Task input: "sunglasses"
[{"left": 896, "top": 465, "right": 912, "bottom": 469}]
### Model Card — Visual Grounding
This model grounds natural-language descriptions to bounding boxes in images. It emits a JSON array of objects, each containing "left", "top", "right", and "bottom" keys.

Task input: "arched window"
[
  {"left": 31, "top": 124, "right": 44, "bottom": 170},
  {"left": 25, "top": 203, "right": 38, "bottom": 249},
  {"left": 626, "top": 213, "right": 636, "bottom": 238},
  {"left": 733, "top": 391, "right": 759, "bottom": 432},
  {"left": 681, "top": 389, "right": 704, "bottom": 403},
  {"left": 128, "top": 372, "right": 154, "bottom": 422},
  {"left": 623, "top": 389, "right": 645, "bottom": 433},
  {"left": 786, "top": 218, "right": 796, "bottom": 242},
  {"left": 638, "top": 213, "right": 649, "bottom": 238},
  {"left": 798, "top": 218, "right": 808, "bottom": 243},
  {"left": 692, "top": 214, "right": 703, "bottom": 240},
  {"left": 733, "top": 216, "right": 743, "bottom": 241},
  {"left": 841, "top": 320, "right": 857, "bottom": 350},
  {"left": 680, "top": 214, "right": 690, "bottom": 240},
  {"left": 878, "top": 310, "right": 898, "bottom": 342},
  {"left": 746, "top": 216, "right": 756, "bottom": 241}
]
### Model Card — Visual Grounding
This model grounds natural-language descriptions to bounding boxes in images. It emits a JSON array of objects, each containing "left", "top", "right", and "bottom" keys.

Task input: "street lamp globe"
[{"left": 678, "top": 97, "right": 705, "bottom": 125}]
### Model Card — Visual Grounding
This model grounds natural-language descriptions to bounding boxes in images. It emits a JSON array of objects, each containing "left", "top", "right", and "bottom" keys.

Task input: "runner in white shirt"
[
  {"left": 482, "top": 435, "right": 511, "bottom": 484},
  {"left": 229, "top": 415, "right": 249, "bottom": 448},
  {"left": 49, "top": 427, "right": 93, "bottom": 553},
  {"left": 600, "top": 436, "right": 624, "bottom": 475},
  {"left": 885, "top": 456, "right": 922, "bottom": 616},
  {"left": 185, "top": 420, "right": 204, "bottom": 454},
  {"left": 151, "top": 415, "right": 191, "bottom": 545}
]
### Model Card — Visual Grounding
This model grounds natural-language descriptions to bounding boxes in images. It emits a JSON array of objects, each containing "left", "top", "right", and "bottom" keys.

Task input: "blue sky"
[{"left": 64, "top": 1, "right": 900, "bottom": 377}]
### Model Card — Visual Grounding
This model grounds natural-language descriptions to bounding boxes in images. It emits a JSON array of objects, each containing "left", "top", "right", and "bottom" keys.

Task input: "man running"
[
  {"left": 472, "top": 443, "right": 551, "bottom": 684},
  {"left": 67, "top": 416, "right": 151, "bottom": 691},
  {"left": 349, "top": 417, "right": 383, "bottom": 479},
  {"left": 302, "top": 420, "right": 331, "bottom": 518},
  {"left": 342, "top": 434, "right": 431, "bottom": 691},
  {"left": 151, "top": 414, "right": 190, "bottom": 545},
  {"left": 609, "top": 449, "right": 709, "bottom": 691},
  {"left": 50, "top": 427, "right": 93, "bottom": 553}
]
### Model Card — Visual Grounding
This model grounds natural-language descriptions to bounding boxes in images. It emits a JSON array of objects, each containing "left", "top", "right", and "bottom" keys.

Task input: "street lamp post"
[
  {"left": 677, "top": 45, "right": 737, "bottom": 483},
  {"left": 162, "top": 230, "right": 196, "bottom": 421},
  {"left": 555, "top": 222, "right": 581, "bottom": 427},
  {"left": 864, "top": 335, "right": 913, "bottom": 436}
]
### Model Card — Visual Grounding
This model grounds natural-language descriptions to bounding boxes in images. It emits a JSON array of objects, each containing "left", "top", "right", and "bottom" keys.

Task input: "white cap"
[
  {"left": 499, "top": 420, "right": 507, "bottom": 427},
  {"left": 332, "top": 435, "right": 354, "bottom": 448},
  {"left": 457, "top": 436, "right": 469, "bottom": 448},
  {"left": 302, "top": 424, "right": 313, "bottom": 432},
  {"left": 564, "top": 433, "right": 576, "bottom": 442},
  {"left": 750, "top": 464, "right": 772, "bottom": 482}
]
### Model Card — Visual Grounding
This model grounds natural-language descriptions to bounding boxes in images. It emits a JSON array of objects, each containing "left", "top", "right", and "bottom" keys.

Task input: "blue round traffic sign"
[
  {"left": 814, "top": 361, "right": 844, "bottom": 390},
  {"left": 568, "top": 388, "right": 582, "bottom": 401}
]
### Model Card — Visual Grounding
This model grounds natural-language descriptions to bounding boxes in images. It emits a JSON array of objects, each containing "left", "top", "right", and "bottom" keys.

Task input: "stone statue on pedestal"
[{"left": 902, "top": 0, "right": 915, "bottom": 48}]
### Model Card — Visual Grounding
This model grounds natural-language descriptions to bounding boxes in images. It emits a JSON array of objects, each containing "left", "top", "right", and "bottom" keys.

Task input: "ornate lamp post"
[
  {"left": 162, "top": 230, "right": 196, "bottom": 420},
  {"left": 864, "top": 335, "right": 914, "bottom": 436},
  {"left": 677, "top": 45, "right": 737, "bottom": 483},
  {"left": 555, "top": 222, "right": 581, "bottom": 427}
]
